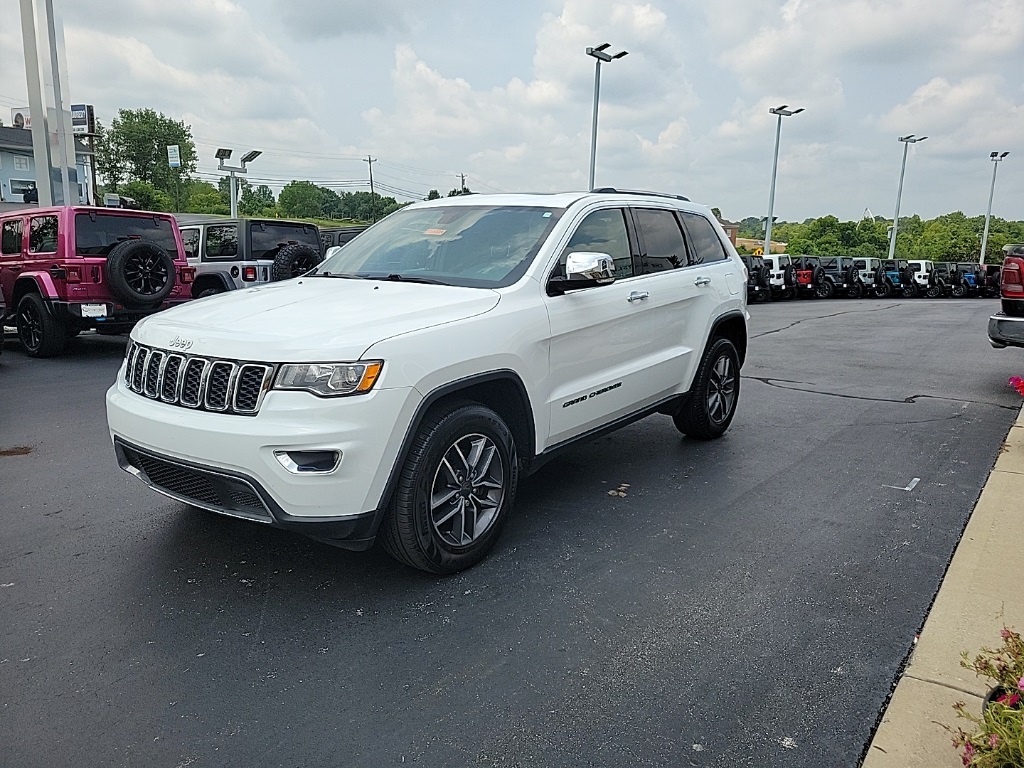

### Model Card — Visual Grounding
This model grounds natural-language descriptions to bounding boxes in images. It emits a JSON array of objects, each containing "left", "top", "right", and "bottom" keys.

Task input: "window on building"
[{"left": 14, "top": 156, "right": 31, "bottom": 172}]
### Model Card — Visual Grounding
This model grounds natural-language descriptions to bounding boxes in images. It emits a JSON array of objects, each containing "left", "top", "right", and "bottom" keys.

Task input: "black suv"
[
  {"left": 319, "top": 225, "right": 369, "bottom": 252},
  {"left": 740, "top": 254, "right": 770, "bottom": 301},
  {"left": 815, "top": 255, "right": 860, "bottom": 298}
]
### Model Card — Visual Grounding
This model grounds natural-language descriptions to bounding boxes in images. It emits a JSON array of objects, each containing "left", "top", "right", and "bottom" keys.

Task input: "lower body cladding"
[
  {"left": 106, "top": 381, "right": 420, "bottom": 550},
  {"left": 988, "top": 312, "right": 1024, "bottom": 349}
]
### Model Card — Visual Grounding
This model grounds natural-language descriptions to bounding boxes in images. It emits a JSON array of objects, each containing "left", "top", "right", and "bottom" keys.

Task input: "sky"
[{"left": 0, "top": 0, "right": 1022, "bottom": 224}]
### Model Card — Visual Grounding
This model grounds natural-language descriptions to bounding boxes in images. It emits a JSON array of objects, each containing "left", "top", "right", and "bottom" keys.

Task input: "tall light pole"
[
  {"left": 763, "top": 104, "right": 803, "bottom": 254},
  {"left": 586, "top": 42, "right": 628, "bottom": 191},
  {"left": 979, "top": 151, "right": 1009, "bottom": 265},
  {"left": 886, "top": 134, "right": 927, "bottom": 260},
  {"left": 216, "top": 148, "right": 262, "bottom": 217}
]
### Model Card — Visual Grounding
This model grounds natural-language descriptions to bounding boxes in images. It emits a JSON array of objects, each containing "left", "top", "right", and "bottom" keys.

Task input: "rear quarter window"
[
  {"left": 678, "top": 213, "right": 727, "bottom": 265},
  {"left": 1, "top": 219, "right": 23, "bottom": 254}
]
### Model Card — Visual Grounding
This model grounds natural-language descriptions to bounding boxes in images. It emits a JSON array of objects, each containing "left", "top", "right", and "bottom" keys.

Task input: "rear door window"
[
  {"left": 1, "top": 219, "right": 23, "bottom": 255},
  {"left": 678, "top": 213, "right": 728, "bottom": 265},
  {"left": 74, "top": 213, "right": 178, "bottom": 257},
  {"left": 206, "top": 225, "right": 239, "bottom": 259},
  {"left": 29, "top": 215, "right": 59, "bottom": 253},
  {"left": 634, "top": 208, "right": 688, "bottom": 273}
]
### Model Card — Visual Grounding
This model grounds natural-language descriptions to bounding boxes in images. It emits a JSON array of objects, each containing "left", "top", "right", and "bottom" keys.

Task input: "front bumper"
[
  {"left": 988, "top": 312, "right": 1024, "bottom": 349},
  {"left": 106, "top": 378, "right": 421, "bottom": 547}
]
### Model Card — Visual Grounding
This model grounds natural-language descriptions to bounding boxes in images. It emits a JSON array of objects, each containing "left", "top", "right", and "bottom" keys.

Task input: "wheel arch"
[
  {"left": 12, "top": 275, "right": 51, "bottom": 309},
  {"left": 707, "top": 310, "right": 747, "bottom": 366},
  {"left": 374, "top": 370, "right": 538, "bottom": 522},
  {"left": 190, "top": 272, "right": 233, "bottom": 296}
]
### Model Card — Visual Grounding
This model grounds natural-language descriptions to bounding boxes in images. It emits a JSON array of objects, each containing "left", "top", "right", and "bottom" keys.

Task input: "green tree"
[
  {"left": 184, "top": 180, "right": 228, "bottom": 214},
  {"left": 278, "top": 181, "right": 325, "bottom": 218},
  {"left": 120, "top": 180, "right": 172, "bottom": 212},
  {"left": 239, "top": 184, "right": 276, "bottom": 216},
  {"left": 96, "top": 108, "right": 197, "bottom": 197},
  {"left": 447, "top": 185, "right": 472, "bottom": 197},
  {"left": 426, "top": 189, "right": 441, "bottom": 200}
]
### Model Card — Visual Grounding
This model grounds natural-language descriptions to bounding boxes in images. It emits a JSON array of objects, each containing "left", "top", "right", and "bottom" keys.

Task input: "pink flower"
[
  {"left": 963, "top": 742, "right": 975, "bottom": 765},
  {"left": 1018, "top": 675, "right": 1024, "bottom": 692},
  {"left": 1011, "top": 376, "right": 1024, "bottom": 396},
  {"left": 1001, "top": 628, "right": 1013, "bottom": 639},
  {"left": 989, "top": 733, "right": 1000, "bottom": 748}
]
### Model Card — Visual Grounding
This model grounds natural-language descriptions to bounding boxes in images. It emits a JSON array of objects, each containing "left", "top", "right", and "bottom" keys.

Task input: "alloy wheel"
[
  {"left": 124, "top": 251, "right": 169, "bottom": 295},
  {"left": 707, "top": 354, "right": 737, "bottom": 425},
  {"left": 430, "top": 433, "right": 505, "bottom": 548},
  {"left": 17, "top": 302, "right": 42, "bottom": 351}
]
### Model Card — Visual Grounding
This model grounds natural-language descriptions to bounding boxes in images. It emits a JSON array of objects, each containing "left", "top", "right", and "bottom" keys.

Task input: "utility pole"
[
  {"left": 459, "top": 172, "right": 466, "bottom": 193},
  {"left": 365, "top": 155, "right": 377, "bottom": 222}
]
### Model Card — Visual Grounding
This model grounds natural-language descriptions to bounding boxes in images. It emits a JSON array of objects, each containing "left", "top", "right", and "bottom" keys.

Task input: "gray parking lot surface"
[{"left": 1, "top": 298, "right": 1020, "bottom": 767}]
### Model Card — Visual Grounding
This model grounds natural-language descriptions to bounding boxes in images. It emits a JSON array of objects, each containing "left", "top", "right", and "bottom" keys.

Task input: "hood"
[{"left": 132, "top": 277, "right": 501, "bottom": 362}]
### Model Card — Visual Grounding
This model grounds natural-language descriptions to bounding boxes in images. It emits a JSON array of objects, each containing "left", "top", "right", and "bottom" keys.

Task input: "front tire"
[
  {"left": 673, "top": 338, "right": 740, "bottom": 440},
  {"left": 16, "top": 293, "right": 67, "bottom": 358},
  {"left": 380, "top": 403, "right": 518, "bottom": 574},
  {"left": 816, "top": 279, "right": 835, "bottom": 299},
  {"left": 951, "top": 283, "right": 967, "bottom": 298}
]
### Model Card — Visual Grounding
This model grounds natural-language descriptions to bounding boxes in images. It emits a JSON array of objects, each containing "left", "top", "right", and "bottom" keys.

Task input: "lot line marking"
[{"left": 882, "top": 477, "right": 921, "bottom": 491}]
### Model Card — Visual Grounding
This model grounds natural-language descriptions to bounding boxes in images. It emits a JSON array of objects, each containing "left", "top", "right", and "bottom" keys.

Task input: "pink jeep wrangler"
[{"left": 0, "top": 206, "right": 194, "bottom": 357}]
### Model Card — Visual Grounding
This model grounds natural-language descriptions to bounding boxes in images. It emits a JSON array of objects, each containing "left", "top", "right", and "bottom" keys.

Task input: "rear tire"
[
  {"left": 195, "top": 286, "right": 225, "bottom": 299},
  {"left": 380, "top": 403, "right": 518, "bottom": 574},
  {"left": 673, "top": 338, "right": 740, "bottom": 440},
  {"left": 816, "top": 279, "right": 835, "bottom": 299},
  {"left": 951, "top": 283, "right": 967, "bottom": 299},
  {"left": 16, "top": 293, "right": 67, "bottom": 358}
]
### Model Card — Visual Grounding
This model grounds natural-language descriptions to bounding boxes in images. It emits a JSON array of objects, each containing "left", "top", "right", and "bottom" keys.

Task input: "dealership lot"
[{"left": 0, "top": 298, "right": 1020, "bottom": 767}]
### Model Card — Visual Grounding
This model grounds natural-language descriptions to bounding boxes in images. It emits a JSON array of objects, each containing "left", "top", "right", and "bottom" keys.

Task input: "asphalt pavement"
[{"left": 1, "top": 297, "right": 1020, "bottom": 768}]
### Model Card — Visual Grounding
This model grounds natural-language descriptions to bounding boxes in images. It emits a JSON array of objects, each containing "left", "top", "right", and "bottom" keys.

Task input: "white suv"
[{"left": 106, "top": 191, "right": 748, "bottom": 572}]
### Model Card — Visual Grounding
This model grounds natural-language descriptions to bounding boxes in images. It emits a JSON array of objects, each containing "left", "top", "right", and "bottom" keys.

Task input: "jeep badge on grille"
[{"left": 168, "top": 336, "right": 194, "bottom": 351}]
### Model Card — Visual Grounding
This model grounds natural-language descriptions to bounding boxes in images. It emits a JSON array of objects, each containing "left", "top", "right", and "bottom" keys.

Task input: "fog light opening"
[{"left": 274, "top": 450, "right": 341, "bottom": 474}]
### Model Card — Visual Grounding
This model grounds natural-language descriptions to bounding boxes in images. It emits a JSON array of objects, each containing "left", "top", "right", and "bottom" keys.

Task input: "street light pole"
[
  {"left": 886, "top": 134, "right": 927, "bottom": 260},
  {"left": 763, "top": 104, "right": 803, "bottom": 255},
  {"left": 979, "top": 151, "right": 1009, "bottom": 265},
  {"left": 586, "top": 43, "right": 627, "bottom": 191},
  {"left": 216, "top": 148, "right": 262, "bottom": 218}
]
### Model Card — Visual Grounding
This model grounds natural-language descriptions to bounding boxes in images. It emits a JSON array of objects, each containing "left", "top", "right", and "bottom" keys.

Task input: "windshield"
[
  {"left": 314, "top": 204, "right": 564, "bottom": 288},
  {"left": 249, "top": 222, "right": 321, "bottom": 261},
  {"left": 75, "top": 213, "right": 178, "bottom": 257}
]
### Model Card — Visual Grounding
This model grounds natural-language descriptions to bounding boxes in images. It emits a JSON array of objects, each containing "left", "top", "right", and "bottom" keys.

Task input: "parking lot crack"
[
  {"left": 751, "top": 303, "right": 901, "bottom": 339},
  {"left": 744, "top": 377, "right": 1019, "bottom": 410}
]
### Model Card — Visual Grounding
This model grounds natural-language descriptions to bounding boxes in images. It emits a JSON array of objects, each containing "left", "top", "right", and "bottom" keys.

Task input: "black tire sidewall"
[
  {"left": 674, "top": 338, "right": 740, "bottom": 440},
  {"left": 388, "top": 404, "right": 518, "bottom": 573},
  {"left": 105, "top": 240, "right": 176, "bottom": 308},
  {"left": 16, "top": 293, "right": 67, "bottom": 357},
  {"left": 271, "top": 243, "right": 323, "bottom": 282}
]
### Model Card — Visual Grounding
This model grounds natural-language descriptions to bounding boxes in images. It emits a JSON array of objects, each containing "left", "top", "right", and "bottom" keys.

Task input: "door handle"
[
  {"left": 694, "top": 276, "right": 712, "bottom": 287},
  {"left": 627, "top": 291, "right": 649, "bottom": 303}
]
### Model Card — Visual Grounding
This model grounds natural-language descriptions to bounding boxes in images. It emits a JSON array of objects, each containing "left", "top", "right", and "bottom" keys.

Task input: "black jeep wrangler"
[{"left": 740, "top": 254, "right": 771, "bottom": 302}]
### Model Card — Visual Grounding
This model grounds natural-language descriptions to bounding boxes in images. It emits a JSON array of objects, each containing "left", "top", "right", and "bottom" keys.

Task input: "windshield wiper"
[
  {"left": 361, "top": 273, "right": 448, "bottom": 285},
  {"left": 312, "top": 271, "right": 367, "bottom": 279}
]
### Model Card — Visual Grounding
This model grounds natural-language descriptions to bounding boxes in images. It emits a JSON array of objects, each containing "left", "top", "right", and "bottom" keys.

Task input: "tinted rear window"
[
  {"left": 249, "top": 223, "right": 321, "bottom": 261},
  {"left": 76, "top": 213, "right": 177, "bottom": 257}
]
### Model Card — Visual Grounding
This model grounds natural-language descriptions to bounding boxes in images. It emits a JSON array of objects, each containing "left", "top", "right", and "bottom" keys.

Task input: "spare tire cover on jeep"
[
  {"left": 105, "top": 240, "right": 176, "bottom": 308},
  {"left": 812, "top": 265, "right": 825, "bottom": 284},
  {"left": 783, "top": 264, "right": 796, "bottom": 286},
  {"left": 271, "top": 242, "right": 323, "bottom": 282}
]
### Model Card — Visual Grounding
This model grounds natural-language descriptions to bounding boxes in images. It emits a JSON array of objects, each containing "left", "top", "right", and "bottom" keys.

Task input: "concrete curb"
[{"left": 862, "top": 406, "right": 1024, "bottom": 767}]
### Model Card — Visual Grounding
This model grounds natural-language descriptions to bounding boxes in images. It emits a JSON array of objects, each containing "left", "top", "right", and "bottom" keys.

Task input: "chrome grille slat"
[
  {"left": 143, "top": 351, "right": 164, "bottom": 397},
  {"left": 122, "top": 344, "right": 273, "bottom": 416}
]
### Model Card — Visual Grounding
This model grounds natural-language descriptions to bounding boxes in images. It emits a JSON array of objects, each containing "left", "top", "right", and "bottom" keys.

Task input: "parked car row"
[
  {"left": 0, "top": 205, "right": 368, "bottom": 358},
  {"left": 742, "top": 253, "right": 1001, "bottom": 303}
]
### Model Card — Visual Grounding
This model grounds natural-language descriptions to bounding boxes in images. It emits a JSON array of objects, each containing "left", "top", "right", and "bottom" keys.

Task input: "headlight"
[{"left": 274, "top": 361, "right": 383, "bottom": 397}]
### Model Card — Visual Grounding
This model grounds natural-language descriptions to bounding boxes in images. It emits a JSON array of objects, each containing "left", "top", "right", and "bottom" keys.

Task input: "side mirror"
[
  {"left": 547, "top": 251, "right": 616, "bottom": 295},
  {"left": 324, "top": 245, "right": 342, "bottom": 259}
]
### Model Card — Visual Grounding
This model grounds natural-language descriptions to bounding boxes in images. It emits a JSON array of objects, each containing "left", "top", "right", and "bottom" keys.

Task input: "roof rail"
[{"left": 590, "top": 187, "right": 690, "bottom": 202}]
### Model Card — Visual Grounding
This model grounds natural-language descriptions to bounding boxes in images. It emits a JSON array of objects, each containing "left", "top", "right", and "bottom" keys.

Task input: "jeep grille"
[{"left": 123, "top": 343, "right": 274, "bottom": 416}]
